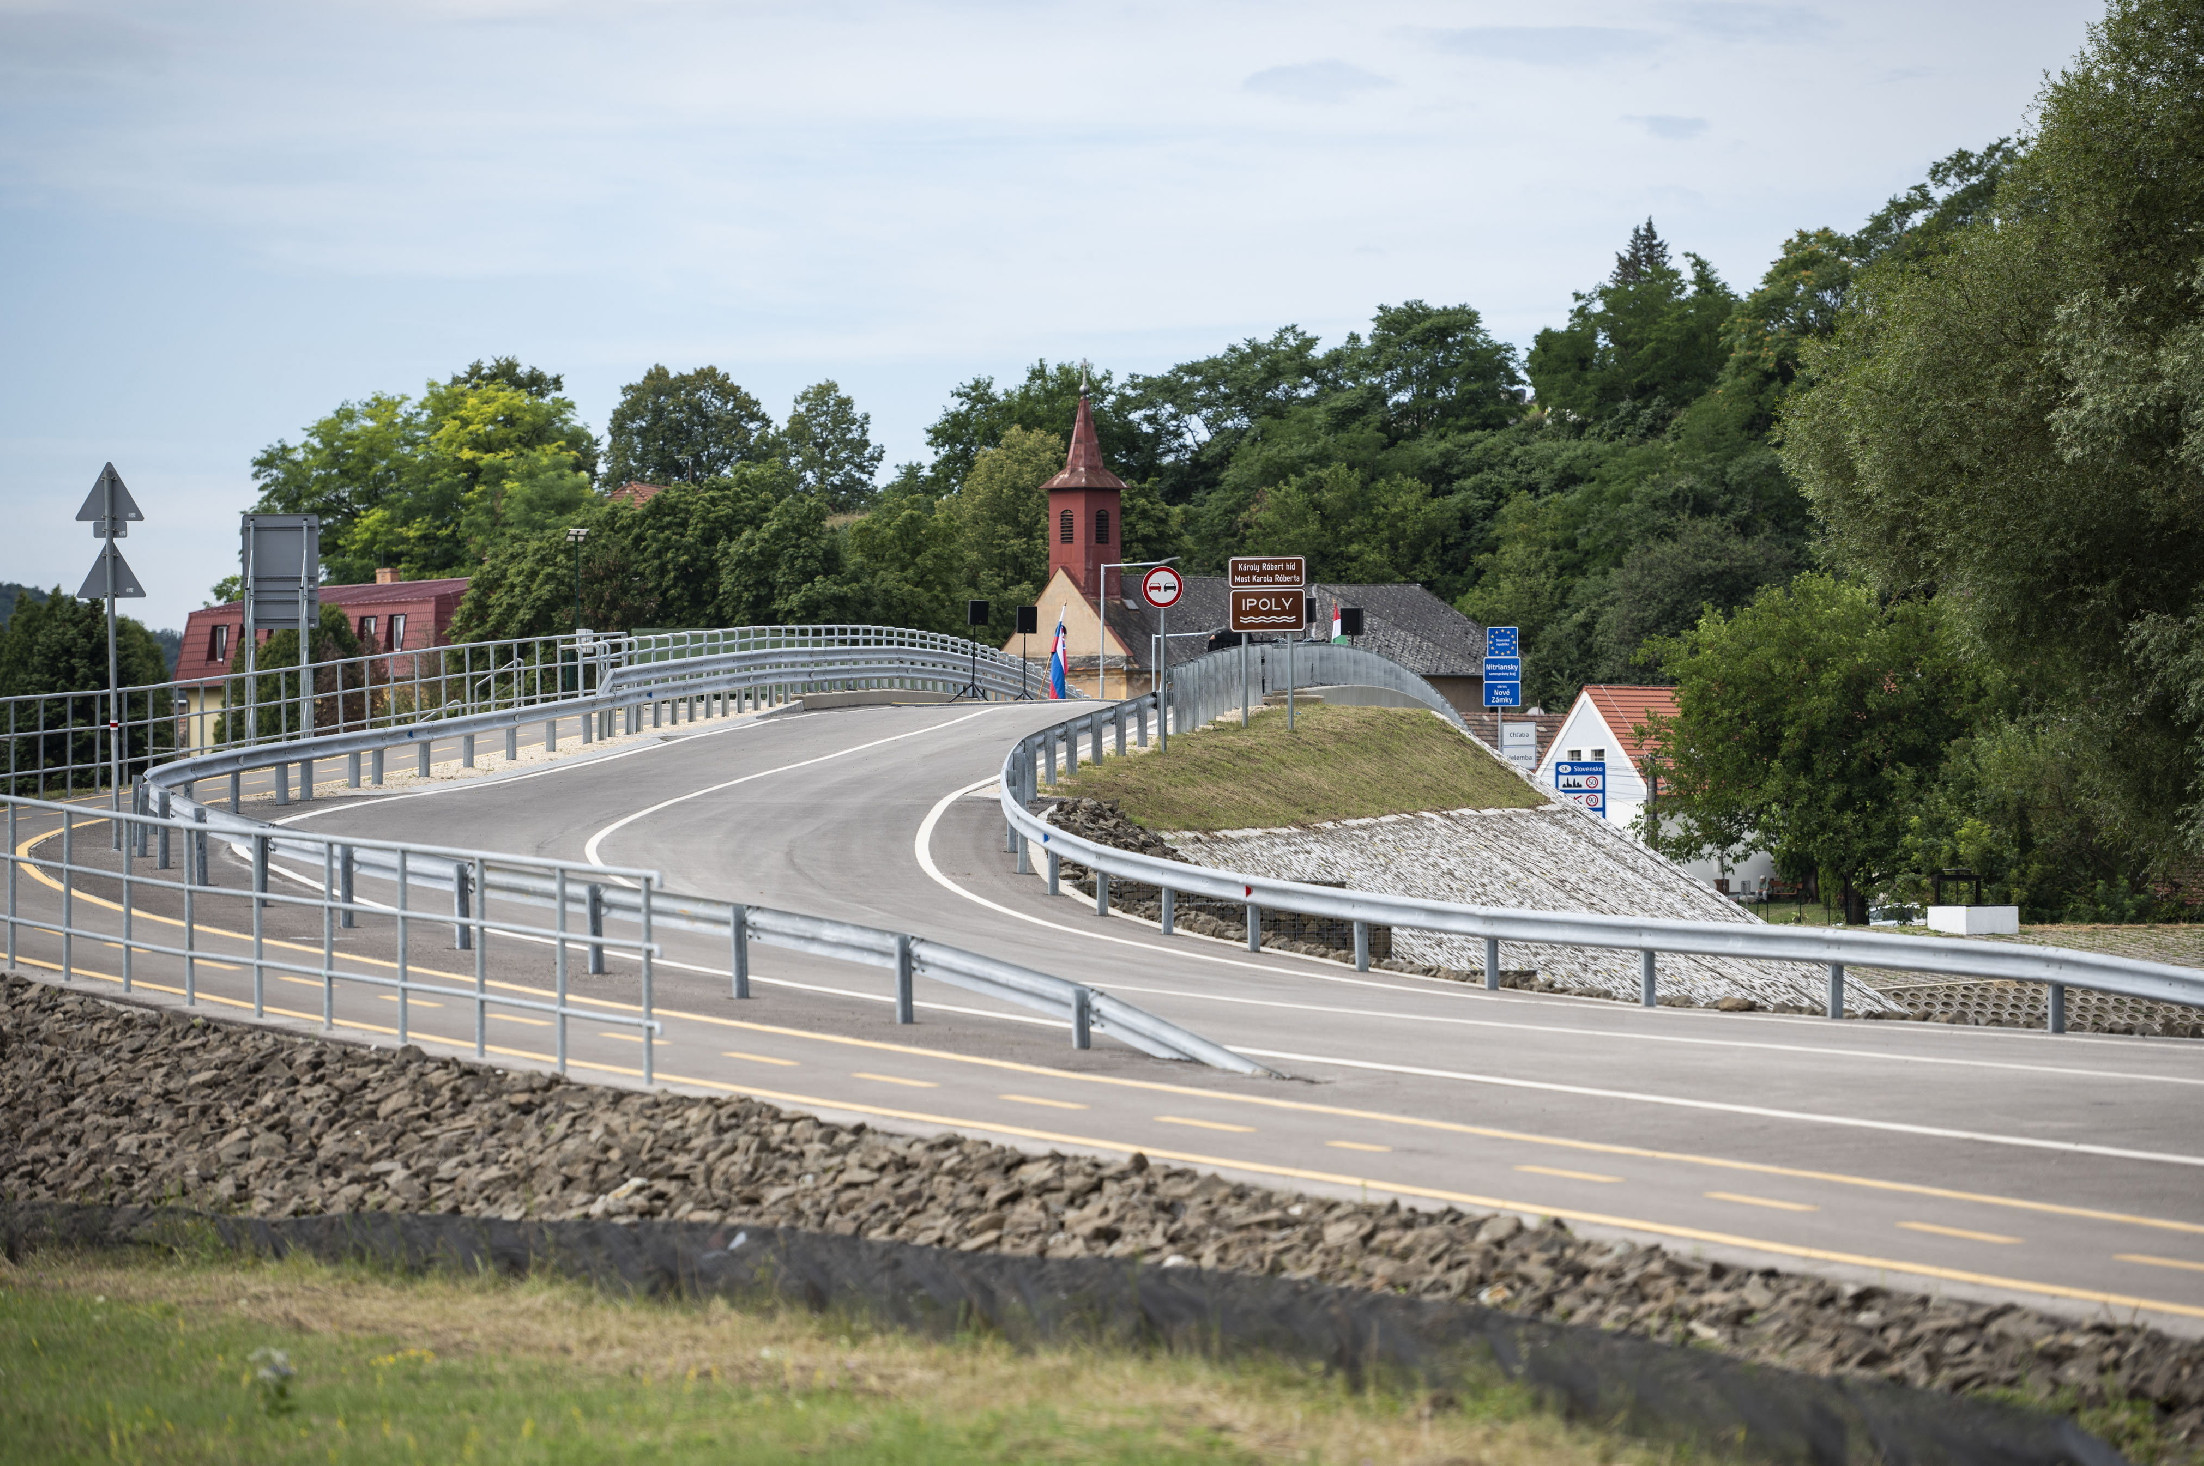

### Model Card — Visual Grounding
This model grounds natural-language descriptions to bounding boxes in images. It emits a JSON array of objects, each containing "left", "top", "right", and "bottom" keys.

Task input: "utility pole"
[{"left": 74, "top": 465, "right": 145, "bottom": 846}]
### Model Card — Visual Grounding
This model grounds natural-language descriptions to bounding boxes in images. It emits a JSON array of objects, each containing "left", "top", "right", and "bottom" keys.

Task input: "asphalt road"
[{"left": 17, "top": 699, "right": 2204, "bottom": 1332}]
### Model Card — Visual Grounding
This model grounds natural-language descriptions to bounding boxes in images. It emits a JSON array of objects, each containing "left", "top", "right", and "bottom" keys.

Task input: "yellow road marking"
[
  {"left": 18, "top": 959, "right": 2204, "bottom": 1325},
  {"left": 1516, "top": 1164, "right": 1622, "bottom": 1184},
  {"left": 1707, "top": 1191, "right": 1819, "bottom": 1213},
  {"left": 1900, "top": 1220, "right": 2021, "bottom": 1244},
  {"left": 599, "top": 1031, "right": 643, "bottom": 1043},
  {"left": 723, "top": 1051, "right": 798, "bottom": 1067},
  {"left": 1327, "top": 1140, "right": 1391, "bottom": 1153},
  {"left": 492, "top": 1014, "right": 550, "bottom": 1026},
  {"left": 855, "top": 1072, "right": 938, "bottom": 1088},
  {"left": 2118, "top": 1254, "right": 2204, "bottom": 1274},
  {"left": 999, "top": 1093, "right": 1086, "bottom": 1110},
  {"left": 1156, "top": 1115, "right": 1256, "bottom": 1134},
  {"left": 378, "top": 994, "right": 442, "bottom": 1007}
]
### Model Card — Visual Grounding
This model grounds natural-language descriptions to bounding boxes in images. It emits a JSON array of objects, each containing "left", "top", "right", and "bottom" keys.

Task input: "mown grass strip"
[
  {"left": 1, "top": 1246, "right": 1687, "bottom": 1466},
  {"left": 1053, "top": 704, "right": 1545, "bottom": 832}
]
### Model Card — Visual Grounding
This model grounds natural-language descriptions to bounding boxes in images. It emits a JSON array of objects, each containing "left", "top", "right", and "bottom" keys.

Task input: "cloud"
[
  {"left": 1425, "top": 27, "right": 1662, "bottom": 64},
  {"left": 1630, "top": 115, "right": 1710, "bottom": 139},
  {"left": 1243, "top": 60, "right": 1394, "bottom": 103},
  {"left": 1666, "top": 3, "right": 1835, "bottom": 43}
]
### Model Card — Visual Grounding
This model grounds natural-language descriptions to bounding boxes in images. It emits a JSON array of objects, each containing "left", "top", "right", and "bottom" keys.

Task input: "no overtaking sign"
[{"left": 1141, "top": 565, "right": 1183, "bottom": 609}]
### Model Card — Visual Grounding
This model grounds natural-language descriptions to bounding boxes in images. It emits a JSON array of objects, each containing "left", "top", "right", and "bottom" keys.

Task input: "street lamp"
[{"left": 566, "top": 526, "right": 589, "bottom": 633}]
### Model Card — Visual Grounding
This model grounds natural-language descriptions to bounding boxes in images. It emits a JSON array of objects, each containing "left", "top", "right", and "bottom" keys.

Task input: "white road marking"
[
  {"left": 914, "top": 779, "right": 2204, "bottom": 1089},
  {"left": 584, "top": 710, "right": 995, "bottom": 868},
  {"left": 1237, "top": 1046, "right": 2204, "bottom": 1169}
]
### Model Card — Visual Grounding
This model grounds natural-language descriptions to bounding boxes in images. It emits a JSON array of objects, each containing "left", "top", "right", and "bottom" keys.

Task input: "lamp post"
[{"left": 566, "top": 526, "right": 589, "bottom": 632}]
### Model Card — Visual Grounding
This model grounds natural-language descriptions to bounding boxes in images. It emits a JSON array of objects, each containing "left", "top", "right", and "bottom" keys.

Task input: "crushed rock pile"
[{"left": 4, "top": 974, "right": 2200, "bottom": 1447}]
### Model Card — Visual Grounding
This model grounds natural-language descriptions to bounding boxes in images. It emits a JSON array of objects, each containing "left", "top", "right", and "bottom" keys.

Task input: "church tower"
[{"left": 1043, "top": 394, "right": 1125, "bottom": 600}]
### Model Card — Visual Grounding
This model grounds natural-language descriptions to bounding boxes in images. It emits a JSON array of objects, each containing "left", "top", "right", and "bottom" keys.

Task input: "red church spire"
[
  {"left": 1045, "top": 392, "right": 1125, "bottom": 598},
  {"left": 1043, "top": 394, "right": 1126, "bottom": 491}
]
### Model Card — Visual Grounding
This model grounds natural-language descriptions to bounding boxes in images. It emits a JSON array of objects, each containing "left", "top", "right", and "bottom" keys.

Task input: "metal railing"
[
  {"left": 20, "top": 627, "right": 1252, "bottom": 1073},
  {"left": 1163, "top": 639, "right": 1469, "bottom": 732},
  {"left": 997, "top": 665, "right": 2204, "bottom": 1033},
  {"left": 1, "top": 623, "right": 1048, "bottom": 801}
]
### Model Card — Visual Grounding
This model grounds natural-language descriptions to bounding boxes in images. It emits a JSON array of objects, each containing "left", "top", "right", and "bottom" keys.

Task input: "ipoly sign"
[
  {"left": 1229, "top": 589, "right": 1306, "bottom": 633},
  {"left": 1141, "top": 565, "right": 1183, "bottom": 609}
]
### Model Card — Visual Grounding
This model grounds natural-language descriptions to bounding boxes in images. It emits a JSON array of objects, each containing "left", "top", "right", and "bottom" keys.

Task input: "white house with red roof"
[{"left": 1536, "top": 684, "right": 1776, "bottom": 894}]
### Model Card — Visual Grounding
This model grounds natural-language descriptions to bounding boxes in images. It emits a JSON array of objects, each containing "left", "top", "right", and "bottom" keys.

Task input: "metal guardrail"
[
  {"left": 0, "top": 623, "right": 1048, "bottom": 802},
  {"left": 33, "top": 628, "right": 1255, "bottom": 1074},
  {"left": 1164, "top": 638, "right": 1469, "bottom": 732},
  {"left": 997, "top": 667, "right": 2204, "bottom": 1033}
]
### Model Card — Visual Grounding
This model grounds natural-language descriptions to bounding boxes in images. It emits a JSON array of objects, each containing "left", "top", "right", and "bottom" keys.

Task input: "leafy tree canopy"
[{"left": 602, "top": 365, "right": 774, "bottom": 488}]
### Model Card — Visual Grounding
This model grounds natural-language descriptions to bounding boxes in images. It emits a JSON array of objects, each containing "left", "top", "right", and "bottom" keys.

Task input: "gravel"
[{"left": 4, "top": 973, "right": 2199, "bottom": 1450}]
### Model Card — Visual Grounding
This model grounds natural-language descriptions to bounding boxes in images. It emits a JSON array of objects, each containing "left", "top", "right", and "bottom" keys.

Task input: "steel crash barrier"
[
  {"left": 997, "top": 649, "right": 2204, "bottom": 1033},
  {"left": 2, "top": 625, "right": 1271, "bottom": 1076}
]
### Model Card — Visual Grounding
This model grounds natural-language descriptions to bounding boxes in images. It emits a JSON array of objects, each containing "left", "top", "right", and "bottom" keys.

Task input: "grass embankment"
[
  {"left": 2, "top": 1247, "right": 1681, "bottom": 1466},
  {"left": 1052, "top": 704, "right": 1545, "bottom": 831}
]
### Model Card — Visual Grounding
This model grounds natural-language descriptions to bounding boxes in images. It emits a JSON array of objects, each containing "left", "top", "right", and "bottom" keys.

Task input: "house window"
[
  {"left": 387, "top": 614, "right": 407, "bottom": 650},
  {"left": 1059, "top": 510, "right": 1075, "bottom": 543},
  {"left": 1592, "top": 747, "right": 1606, "bottom": 760},
  {"left": 357, "top": 615, "right": 377, "bottom": 646},
  {"left": 1094, "top": 509, "right": 1110, "bottom": 544},
  {"left": 209, "top": 623, "right": 229, "bottom": 663},
  {"left": 1566, "top": 749, "right": 1581, "bottom": 761}
]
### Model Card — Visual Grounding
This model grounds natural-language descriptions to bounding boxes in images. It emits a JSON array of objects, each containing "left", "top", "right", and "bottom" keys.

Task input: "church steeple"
[{"left": 1044, "top": 394, "right": 1125, "bottom": 599}]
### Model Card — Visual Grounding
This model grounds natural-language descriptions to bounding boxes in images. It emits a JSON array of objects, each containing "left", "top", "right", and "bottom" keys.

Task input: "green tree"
[
  {"left": 1242, "top": 465, "right": 1457, "bottom": 584},
  {"left": 250, "top": 364, "right": 598, "bottom": 583},
  {"left": 950, "top": 427, "right": 1064, "bottom": 643},
  {"left": 1647, "top": 576, "right": 1977, "bottom": 921},
  {"left": 0, "top": 589, "right": 173, "bottom": 789},
  {"left": 1781, "top": 0, "right": 2204, "bottom": 860},
  {"left": 1527, "top": 220, "right": 1737, "bottom": 420},
  {"left": 602, "top": 365, "right": 773, "bottom": 487},
  {"left": 782, "top": 380, "right": 885, "bottom": 511},
  {"left": 924, "top": 361, "right": 1162, "bottom": 497}
]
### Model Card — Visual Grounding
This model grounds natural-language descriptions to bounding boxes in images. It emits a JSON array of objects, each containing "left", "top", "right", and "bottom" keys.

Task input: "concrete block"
[{"left": 1927, "top": 905, "right": 2019, "bottom": 936}]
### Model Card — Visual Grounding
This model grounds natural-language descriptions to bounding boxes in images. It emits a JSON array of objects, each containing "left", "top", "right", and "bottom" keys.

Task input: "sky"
[{"left": 0, "top": 0, "right": 2104, "bottom": 634}]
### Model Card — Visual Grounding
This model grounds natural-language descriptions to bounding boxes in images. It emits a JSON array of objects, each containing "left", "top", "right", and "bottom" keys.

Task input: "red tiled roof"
[
  {"left": 610, "top": 481, "right": 668, "bottom": 506},
  {"left": 1042, "top": 396, "right": 1125, "bottom": 492},
  {"left": 1581, "top": 685, "right": 1679, "bottom": 764}
]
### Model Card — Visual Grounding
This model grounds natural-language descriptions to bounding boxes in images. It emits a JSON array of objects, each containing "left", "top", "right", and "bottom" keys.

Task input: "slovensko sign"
[
  {"left": 1141, "top": 565, "right": 1183, "bottom": 609},
  {"left": 1554, "top": 759, "right": 1606, "bottom": 817},
  {"left": 1227, "top": 556, "right": 1305, "bottom": 590},
  {"left": 1229, "top": 589, "right": 1307, "bottom": 633}
]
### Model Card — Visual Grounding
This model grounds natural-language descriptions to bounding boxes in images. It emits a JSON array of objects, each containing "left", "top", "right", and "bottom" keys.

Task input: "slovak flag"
[{"left": 1047, "top": 612, "right": 1069, "bottom": 699}]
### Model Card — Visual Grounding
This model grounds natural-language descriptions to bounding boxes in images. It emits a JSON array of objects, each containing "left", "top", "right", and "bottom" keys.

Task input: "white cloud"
[
  {"left": 1632, "top": 115, "right": 1711, "bottom": 139},
  {"left": 1244, "top": 60, "right": 1395, "bottom": 103}
]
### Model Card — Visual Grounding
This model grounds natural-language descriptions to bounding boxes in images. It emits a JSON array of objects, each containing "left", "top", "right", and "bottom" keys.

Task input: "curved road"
[{"left": 28, "top": 699, "right": 2204, "bottom": 1331}]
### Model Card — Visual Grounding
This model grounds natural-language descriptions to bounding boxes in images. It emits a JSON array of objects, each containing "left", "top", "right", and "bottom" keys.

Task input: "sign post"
[
  {"left": 1140, "top": 566, "right": 1183, "bottom": 752},
  {"left": 1228, "top": 556, "right": 1307, "bottom": 728},
  {"left": 239, "top": 515, "right": 321, "bottom": 757},
  {"left": 1482, "top": 625, "right": 1520, "bottom": 755},
  {"left": 75, "top": 464, "right": 145, "bottom": 839}
]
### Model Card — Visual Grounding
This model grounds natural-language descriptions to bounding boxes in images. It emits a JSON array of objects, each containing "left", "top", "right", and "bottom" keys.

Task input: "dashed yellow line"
[
  {"left": 2119, "top": 1254, "right": 2204, "bottom": 1274},
  {"left": 1516, "top": 1164, "right": 1622, "bottom": 1184},
  {"left": 1900, "top": 1220, "right": 2022, "bottom": 1245},
  {"left": 855, "top": 1072, "right": 938, "bottom": 1089},
  {"left": 1156, "top": 1115, "right": 1255, "bottom": 1134},
  {"left": 1707, "top": 1191, "right": 1818, "bottom": 1213}
]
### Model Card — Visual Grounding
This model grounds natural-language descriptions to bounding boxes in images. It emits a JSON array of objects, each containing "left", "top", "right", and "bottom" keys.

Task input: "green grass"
[
  {"left": 1053, "top": 703, "right": 1546, "bottom": 832},
  {"left": 0, "top": 1246, "right": 1695, "bottom": 1466}
]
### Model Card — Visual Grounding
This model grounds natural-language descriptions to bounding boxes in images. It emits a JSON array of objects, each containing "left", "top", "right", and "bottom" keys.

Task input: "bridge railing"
[{"left": 998, "top": 665, "right": 2204, "bottom": 1032}]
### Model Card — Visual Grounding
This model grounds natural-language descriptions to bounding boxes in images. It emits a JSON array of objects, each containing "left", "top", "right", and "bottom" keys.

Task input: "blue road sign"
[
  {"left": 1481, "top": 655, "right": 1520, "bottom": 681},
  {"left": 1486, "top": 626, "right": 1519, "bottom": 657},
  {"left": 1483, "top": 680, "right": 1520, "bottom": 708},
  {"left": 1554, "top": 760, "right": 1606, "bottom": 817}
]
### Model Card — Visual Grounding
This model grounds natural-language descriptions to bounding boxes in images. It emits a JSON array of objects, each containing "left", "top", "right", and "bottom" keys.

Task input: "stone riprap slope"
[
  {"left": 1158, "top": 808, "right": 1897, "bottom": 1013},
  {"left": 4, "top": 976, "right": 2199, "bottom": 1449}
]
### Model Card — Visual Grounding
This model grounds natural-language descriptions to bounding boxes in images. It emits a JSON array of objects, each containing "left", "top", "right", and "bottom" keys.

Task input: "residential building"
[
  {"left": 174, "top": 571, "right": 470, "bottom": 750},
  {"left": 1535, "top": 684, "right": 1776, "bottom": 893}
]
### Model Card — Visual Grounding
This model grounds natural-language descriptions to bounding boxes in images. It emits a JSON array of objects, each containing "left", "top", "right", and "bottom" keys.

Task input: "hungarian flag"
[
  {"left": 1048, "top": 612, "right": 1069, "bottom": 699},
  {"left": 1331, "top": 607, "right": 1346, "bottom": 644}
]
